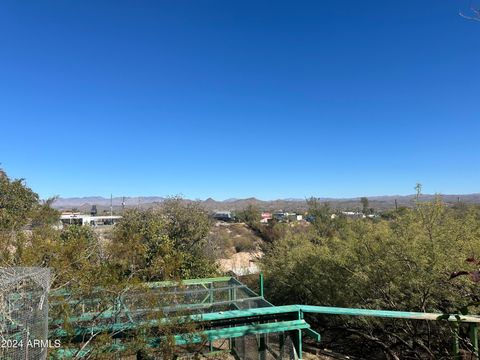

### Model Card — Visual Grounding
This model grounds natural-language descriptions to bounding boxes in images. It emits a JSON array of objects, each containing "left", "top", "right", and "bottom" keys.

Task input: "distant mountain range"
[
  {"left": 52, "top": 196, "right": 166, "bottom": 208},
  {"left": 52, "top": 193, "right": 480, "bottom": 213}
]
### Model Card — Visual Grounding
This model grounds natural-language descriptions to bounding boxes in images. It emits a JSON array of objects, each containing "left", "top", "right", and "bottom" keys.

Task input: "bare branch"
[{"left": 459, "top": 9, "right": 480, "bottom": 22}]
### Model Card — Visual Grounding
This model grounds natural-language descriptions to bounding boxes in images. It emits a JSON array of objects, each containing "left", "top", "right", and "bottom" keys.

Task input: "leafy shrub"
[
  {"left": 262, "top": 200, "right": 480, "bottom": 358},
  {"left": 233, "top": 237, "right": 257, "bottom": 252}
]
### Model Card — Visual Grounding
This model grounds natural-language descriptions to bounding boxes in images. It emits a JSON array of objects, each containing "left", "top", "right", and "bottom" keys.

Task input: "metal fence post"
[
  {"left": 453, "top": 323, "right": 460, "bottom": 360},
  {"left": 470, "top": 323, "right": 479, "bottom": 359},
  {"left": 293, "top": 310, "right": 303, "bottom": 359},
  {"left": 259, "top": 272, "right": 264, "bottom": 298},
  {"left": 258, "top": 334, "right": 266, "bottom": 360}
]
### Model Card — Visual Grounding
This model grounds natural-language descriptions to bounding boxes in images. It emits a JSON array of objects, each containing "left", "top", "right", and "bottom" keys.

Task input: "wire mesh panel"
[
  {"left": 232, "top": 333, "right": 297, "bottom": 360},
  {"left": 232, "top": 334, "right": 259, "bottom": 360},
  {"left": 0, "top": 267, "right": 51, "bottom": 360},
  {"left": 264, "top": 333, "right": 296, "bottom": 360},
  {"left": 62, "top": 279, "right": 273, "bottom": 326},
  {"left": 48, "top": 276, "right": 297, "bottom": 359}
]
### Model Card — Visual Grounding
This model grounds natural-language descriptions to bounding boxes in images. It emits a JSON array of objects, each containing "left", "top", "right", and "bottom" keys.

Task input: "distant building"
[
  {"left": 331, "top": 211, "right": 377, "bottom": 219},
  {"left": 212, "top": 211, "right": 234, "bottom": 222},
  {"left": 272, "top": 211, "right": 302, "bottom": 222},
  {"left": 260, "top": 212, "right": 272, "bottom": 223},
  {"left": 341, "top": 211, "right": 366, "bottom": 219},
  {"left": 285, "top": 213, "right": 302, "bottom": 222},
  {"left": 273, "top": 211, "right": 286, "bottom": 221},
  {"left": 60, "top": 213, "right": 122, "bottom": 227}
]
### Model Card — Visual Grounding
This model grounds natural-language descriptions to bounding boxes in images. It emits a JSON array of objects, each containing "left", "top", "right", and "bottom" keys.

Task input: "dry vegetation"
[{"left": 208, "top": 222, "right": 261, "bottom": 257}]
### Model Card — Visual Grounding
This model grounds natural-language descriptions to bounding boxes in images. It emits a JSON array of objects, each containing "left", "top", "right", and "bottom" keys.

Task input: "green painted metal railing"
[
  {"left": 55, "top": 320, "right": 311, "bottom": 358},
  {"left": 45, "top": 274, "right": 480, "bottom": 359}
]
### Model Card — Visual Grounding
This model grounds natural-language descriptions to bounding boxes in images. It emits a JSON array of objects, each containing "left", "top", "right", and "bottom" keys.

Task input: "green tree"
[
  {"left": 415, "top": 182, "right": 423, "bottom": 201},
  {"left": 0, "top": 171, "right": 39, "bottom": 231},
  {"left": 161, "top": 196, "right": 212, "bottom": 252},
  {"left": 110, "top": 201, "right": 217, "bottom": 281},
  {"left": 0, "top": 169, "right": 59, "bottom": 266},
  {"left": 306, "top": 197, "right": 348, "bottom": 239},
  {"left": 360, "top": 196, "right": 369, "bottom": 214},
  {"left": 30, "top": 197, "right": 61, "bottom": 228},
  {"left": 237, "top": 204, "right": 261, "bottom": 225}
]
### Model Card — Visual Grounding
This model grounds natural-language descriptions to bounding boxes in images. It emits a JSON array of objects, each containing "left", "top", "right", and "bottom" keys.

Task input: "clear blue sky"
[{"left": 0, "top": 1, "right": 479, "bottom": 200}]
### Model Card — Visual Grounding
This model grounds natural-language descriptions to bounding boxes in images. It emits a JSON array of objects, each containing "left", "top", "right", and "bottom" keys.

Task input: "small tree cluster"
[
  {"left": 262, "top": 198, "right": 480, "bottom": 358},
  {"left": 0, "top": 168, "right": 218, "bottom": 358}
]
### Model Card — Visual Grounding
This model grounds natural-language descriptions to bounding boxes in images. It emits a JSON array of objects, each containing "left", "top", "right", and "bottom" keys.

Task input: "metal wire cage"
[{"left": 0, "top": 267, "right": 51, "bottom": 360}]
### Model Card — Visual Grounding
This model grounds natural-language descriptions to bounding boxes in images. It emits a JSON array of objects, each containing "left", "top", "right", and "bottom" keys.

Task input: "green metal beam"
[
  {"left": 197, "top": 305, "right": 295, "bottom": 322},
  {"left": 49, "top": 276, "right": 234, "bottom": 298},
  {"left": 146, "top": 276, "right": 233, "bottom": 288},
  {"left": 295, "top": 309, "right": 303, "bottom": 359},
  {"left": 51, "top": 296, "right": 266, "bottom": 328},
  {"left": 470, "top": 323, "right": 479, "bottom": 358},
  {"left": 196, "top": 304, "right": 480, "bottom": 324},
  {"left": 298, "top": 305, "right": 480, "bottom": 323},
  {"left": 50, "top": 298, "right": 275, "bottom": 338},
  {"left": 175, "top": 320, "right": 310, "bottom": 344},
  {"left": 52, "top": 320, "right": 310, "bottom": 358},
  {"left": 51, "top": 303, "right": 480, "bottom": 339},
  {"left": 303, "top": 328, "right": 321, "bottom": 342}
]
